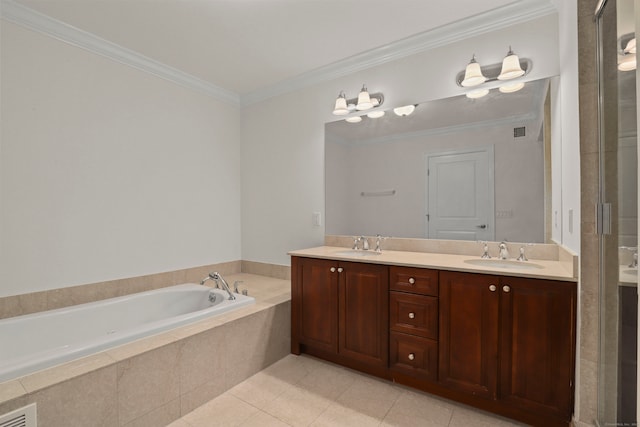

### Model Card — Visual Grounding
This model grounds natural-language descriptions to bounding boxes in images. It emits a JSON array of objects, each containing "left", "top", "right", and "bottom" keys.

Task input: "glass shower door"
[{"left": 596, "top": 0, "right": 638, "bottom": 425}]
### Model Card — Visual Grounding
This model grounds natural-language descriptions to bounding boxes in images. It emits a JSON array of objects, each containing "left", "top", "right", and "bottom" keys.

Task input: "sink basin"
[
  {"left": 622, "top": 269, "right": 638, "bottom": 276},
  {"left": 464, "top": 258, "right": 544, "bottom": 270},
  {"left": 333, "top": 250, "right": 381, "bottom": 257}
]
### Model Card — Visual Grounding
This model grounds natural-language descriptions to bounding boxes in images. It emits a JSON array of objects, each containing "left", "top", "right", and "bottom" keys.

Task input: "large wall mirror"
[{"left": 325, "top": 77, "right": 557, "bottom": 243}]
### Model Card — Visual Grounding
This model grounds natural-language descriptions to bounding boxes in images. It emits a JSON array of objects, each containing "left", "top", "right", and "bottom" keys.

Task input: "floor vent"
[
  {"left": 0, "top": 404, "right": 36, "bottom": 427},
  {"left": 513, "top": 126, "right": 526, "bottom": 138}
]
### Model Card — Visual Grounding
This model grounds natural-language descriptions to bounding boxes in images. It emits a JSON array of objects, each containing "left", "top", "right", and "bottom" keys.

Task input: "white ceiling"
[{"left": 10, "top": 0, "right": 546, "bottom": 98}]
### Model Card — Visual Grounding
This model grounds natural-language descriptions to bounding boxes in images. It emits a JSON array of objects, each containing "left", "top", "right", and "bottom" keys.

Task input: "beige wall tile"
[
  {"left": 0, "top": 380, "right": 26, "bottom": 404},
  {"left": 123, "top": 398, "right": 180, "bottom": 427},
  {"left": 116, "top": 343, "right": 180, "bottom": 425},
  {"left": 178, "top": 326, "right": 227, "bottom": 402},
  {"left": 32, "top": 365, "right": 118, "bottom": 427},
  {"left": 19, "top": 352, "right": 117, "bottom": 393}
]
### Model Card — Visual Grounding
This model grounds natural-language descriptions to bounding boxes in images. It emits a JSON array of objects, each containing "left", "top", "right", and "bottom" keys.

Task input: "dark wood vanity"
[{"left": 291, "top": 254, "right": 576, "bottom": 427}]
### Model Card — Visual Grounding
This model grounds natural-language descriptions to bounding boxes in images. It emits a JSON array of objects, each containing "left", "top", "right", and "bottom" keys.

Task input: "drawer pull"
[
  {"left": 330, "top": 267, "right": 336, "bottom": 273},
  {"left": 408, "top": 278, "right": 416, "bottom": 284},
  {"left": 408, "top": 312, "right": 415, "bottom": 319},
  {"left": 337, "top": 267, "right": 344, "bottom": 273},
  {"left": 489, "top": 284, "right": 497, "bottom": 292},
  {"left": 503, "top": 285, "right": 511, "bottom": 293},
  {"left": 408, "top": 353, "right": 415, "bottom": 361}
]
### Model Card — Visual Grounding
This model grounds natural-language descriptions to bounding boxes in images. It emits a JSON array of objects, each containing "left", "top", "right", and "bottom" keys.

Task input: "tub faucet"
[
  {"left": 200, "top": 272, "right": 236, "bottom": 300},
  {"left": 498, "top": 242, "right": 510, "bottom": 260}
]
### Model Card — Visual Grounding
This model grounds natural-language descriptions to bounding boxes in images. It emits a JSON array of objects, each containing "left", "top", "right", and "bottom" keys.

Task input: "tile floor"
[{"left": 169, "top": 354, "right": 527, "bottom": 427}]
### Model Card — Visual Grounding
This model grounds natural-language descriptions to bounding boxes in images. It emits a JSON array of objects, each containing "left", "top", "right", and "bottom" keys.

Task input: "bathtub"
[{"left": 0, "top": 283, "right": 255, "bottom": 383}]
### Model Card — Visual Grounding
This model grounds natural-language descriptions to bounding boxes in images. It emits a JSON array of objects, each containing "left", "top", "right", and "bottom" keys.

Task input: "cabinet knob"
[
  {"left": 408, "top": 312, "right": 415, "bottom": 319},
  {"left": 489, "top": 284, "right": 497, "bottom": 292},
  {"left": 408, "top": 278, "right": 416, "bottom": 284},
  {"left": 337, "top": 267, "right": 344, "bottom": 273},
  {"left": 330, "top": 267, "right": 336, "bottom": 273},
  {"left": 408, "top": 353, "right": 415, "bottom": 361},
  {"left": 503, "top": 285, "right": 511, "bottom": 293}
]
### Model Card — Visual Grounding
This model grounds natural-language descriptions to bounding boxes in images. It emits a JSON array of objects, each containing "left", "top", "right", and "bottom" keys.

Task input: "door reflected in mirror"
[{"left": 325, "top": 77, "right": 557, "bottom": 243}]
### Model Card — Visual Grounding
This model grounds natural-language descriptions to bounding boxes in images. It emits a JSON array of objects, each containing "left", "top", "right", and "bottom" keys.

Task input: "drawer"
[
  {"left": 390, "top": 292, "right": 438, "bottom": 339},
  {"left": 390, "top": 266, "right": 438, "bottom": 296},
  {"left": 390, "top": 331, "right": 438, "bottom": 381}
]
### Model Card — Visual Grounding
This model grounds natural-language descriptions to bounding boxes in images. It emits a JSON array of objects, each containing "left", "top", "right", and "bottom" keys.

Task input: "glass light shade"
[
  {"left": 624, "top": 38, "right": 636, "bottom": 54},
  {"left": 499, "top": 82, "right": 525, "bottom": 93},
  {"left": 618, "top": 53, "right": 637, "bottom": 71},
  {"left": 332, "top": 93, "right": 349, "bottom": 115},
  {"left": 367, "top": 110, "right": 385, "bottom": 119},
  {"left": 498, "top": 50, "right": 525, "bottom": 80},
  {"left": 393, "top": 105, "right": 416, "bottom": 116},
  {"left": 461, "top": 59, "right": 486, "bottom": 87},
  {"left": 356, "top": 86, "right": 373, "bottom": 110},
  {"left": 345, "top": 116, "right": 363, "bottom": 123},
  {"left": 466, "top": 88, "right": 489, "bottom": 99}
]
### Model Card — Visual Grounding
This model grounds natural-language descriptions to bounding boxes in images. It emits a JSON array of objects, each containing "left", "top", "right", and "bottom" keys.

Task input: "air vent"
[
  {"left": 0, "top": 404, "right": 36, "bottom": 427},
  {"left": 513, "top": 126, "right": 526, "bottom": 137}
]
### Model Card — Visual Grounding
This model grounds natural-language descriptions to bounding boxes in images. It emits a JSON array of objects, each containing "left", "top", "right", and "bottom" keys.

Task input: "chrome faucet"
[
  {"left": 360, "top": 236, "right": 370, "bottom": 251},
  {"left": 498, "top": 242, "right": 510, "bottom": 260},
  {"left": 200, "top": 272, "right": 236, "bottom": 300},
  {"left": 375, "top": 234, "right": 388, "bottom": 253},
  {"left": 480, "top": 241, "right": 491, "bottom": 259}
]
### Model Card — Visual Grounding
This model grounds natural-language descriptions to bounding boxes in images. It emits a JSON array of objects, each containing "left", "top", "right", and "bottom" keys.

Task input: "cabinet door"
[
  {"left": 293, "top": 257, "right": 339, "bottom": 353},
  {"left": 339, "top": 262, "right": 389, "bottom": 366},
  {"left": 499, "top": 277, "right": 576, "bottom": 420},
  {"left": 439, "top": 271, "right": 499, "bottom": 399}
]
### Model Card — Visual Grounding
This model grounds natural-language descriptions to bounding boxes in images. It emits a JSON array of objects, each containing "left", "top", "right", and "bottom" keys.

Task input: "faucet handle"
[
  {"left": 352, "top": 236, "right": 361, "bottom": 250},
  {"left": 479, "top": 241, "right": 491, "bottom": 259},
  {"left": 516, "top": 246, "right": 528, "bottom": 261},
  {"left": 233, "top": 280, "right": 244, "bottom": 293}
]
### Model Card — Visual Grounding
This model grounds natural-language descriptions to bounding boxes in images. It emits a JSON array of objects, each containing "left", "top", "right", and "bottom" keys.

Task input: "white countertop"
[
  {"left": 620, "top": 265, "right": 638, "bottom": 286},
  {"left": 288, "top": 246, "right": 577, "bottom": 282}
]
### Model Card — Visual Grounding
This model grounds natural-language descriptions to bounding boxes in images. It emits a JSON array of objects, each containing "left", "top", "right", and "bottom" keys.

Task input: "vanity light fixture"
[
  {"left": 455, "top": 47, "right": 531, "bottom": 98},
  {"left": 498, "top": 46, "right": 525, "bottom": 80},
  {"left": 461, "top": 55, "right": 487, "bottom": 87},
  {"left": 466, "top": 88, "right": 490, "bottom": 99},
  {"left": 345, "top": 116, "right": 363, "bottom": 123},
  {"left": 499, "top": 81, "right": 525, "bottom": 93},
  {"left": 332, "top": 92, "right": 349, "bottom": 115},
  {"left": 393, "top": 104, "right": 416, "bottom": 116},
  {"left": 367, "top": 110, "right": 385, "bottom": 119},
  {"left": 331, "top": 85, "right": 384, "bottom": 116},
  {"left": 619, "top": 34, "right": 637, "bottom": 71}
]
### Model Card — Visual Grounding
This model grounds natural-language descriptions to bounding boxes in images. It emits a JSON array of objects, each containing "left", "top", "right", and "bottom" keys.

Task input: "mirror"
[{"left": 325, "top": 77, "right": 555, "bottom": 243}]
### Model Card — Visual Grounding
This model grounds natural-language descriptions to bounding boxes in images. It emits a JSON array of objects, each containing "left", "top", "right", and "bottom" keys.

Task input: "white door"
[{"left": 425, "top": 148, "right": 494, "bottom": 240}]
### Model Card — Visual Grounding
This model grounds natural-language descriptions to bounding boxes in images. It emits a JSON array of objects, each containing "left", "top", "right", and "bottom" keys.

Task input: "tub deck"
[{"left": 0, "top": 273, "right": 291, "bottom": 427}]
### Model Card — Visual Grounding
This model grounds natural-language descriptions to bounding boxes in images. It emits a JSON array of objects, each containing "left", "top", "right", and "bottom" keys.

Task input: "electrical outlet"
[{"left": 312, "top": 212, "right": 322, "bottom": 227}]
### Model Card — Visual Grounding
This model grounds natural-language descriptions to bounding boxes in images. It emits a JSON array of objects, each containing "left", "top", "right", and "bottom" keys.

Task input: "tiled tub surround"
[
  {"left": 0, "top": 272, "right": 291, "bottom": 427},
  {"left": 0, "top": 284, "right": 255, "bottom": 383}
]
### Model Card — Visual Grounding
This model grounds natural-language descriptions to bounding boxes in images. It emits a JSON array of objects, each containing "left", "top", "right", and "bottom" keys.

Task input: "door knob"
[
  {"left": 408, "top": 353, "right": 415, "bottom": 361},
  {"left": 489, "top": 284, "right": 497, "bottom": 292},
  {"left": 337, "top": 267, "right": 343, "bottom": 273},
  {"left": 408, "top": 312, "right": 415, "bottom": 319},
  {"left": 503, "top": 285, "right": 511, "bottom": 293},
  {"left": 476, "top": 224, "right": 487, "bottom": 229},
  {"left": 408, "top": 278, "right": 415, "bottom": 284},
  {"left": 330, "top": 267, "right": 336, "bottom": 273}
]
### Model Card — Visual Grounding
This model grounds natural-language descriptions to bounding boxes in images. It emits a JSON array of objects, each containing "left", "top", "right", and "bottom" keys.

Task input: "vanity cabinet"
[
  {"left": 389, "top": 266, "right": 439, "bottom": 381},
  {"left": 290, "top": 252, "right": 577, "bottom": 426},
  {"left": 291, "top": 256, "right": 389, "bottom": 372},
  {"left": 439, "top": 271, "right": 576, "bottom": 423}
]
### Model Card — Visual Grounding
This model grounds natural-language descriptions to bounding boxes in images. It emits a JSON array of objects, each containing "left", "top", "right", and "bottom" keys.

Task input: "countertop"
[{"left": 289, "top": 246, "right": 577, "bottom": 282}]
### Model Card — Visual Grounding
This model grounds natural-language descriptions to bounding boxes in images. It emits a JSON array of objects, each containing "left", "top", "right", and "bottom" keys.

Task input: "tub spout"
[{"left": 200, "top": 272, "right": 236, "bottom": 300}]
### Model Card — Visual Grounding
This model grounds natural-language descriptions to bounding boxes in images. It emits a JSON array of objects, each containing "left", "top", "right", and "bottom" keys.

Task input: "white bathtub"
[{"left": 0, "top": 283, "right": 255, "bottom": 383}]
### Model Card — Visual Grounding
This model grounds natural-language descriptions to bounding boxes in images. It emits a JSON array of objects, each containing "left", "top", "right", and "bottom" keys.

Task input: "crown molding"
[
  {"left": 0, "top": 0, "right": 241, "bottom": 106},
  {"left": 240, "top": 0, "right": 557, "bottom": 106},
  {"left": 1, "top": 0, "right": 555, "bottom": 108}
]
